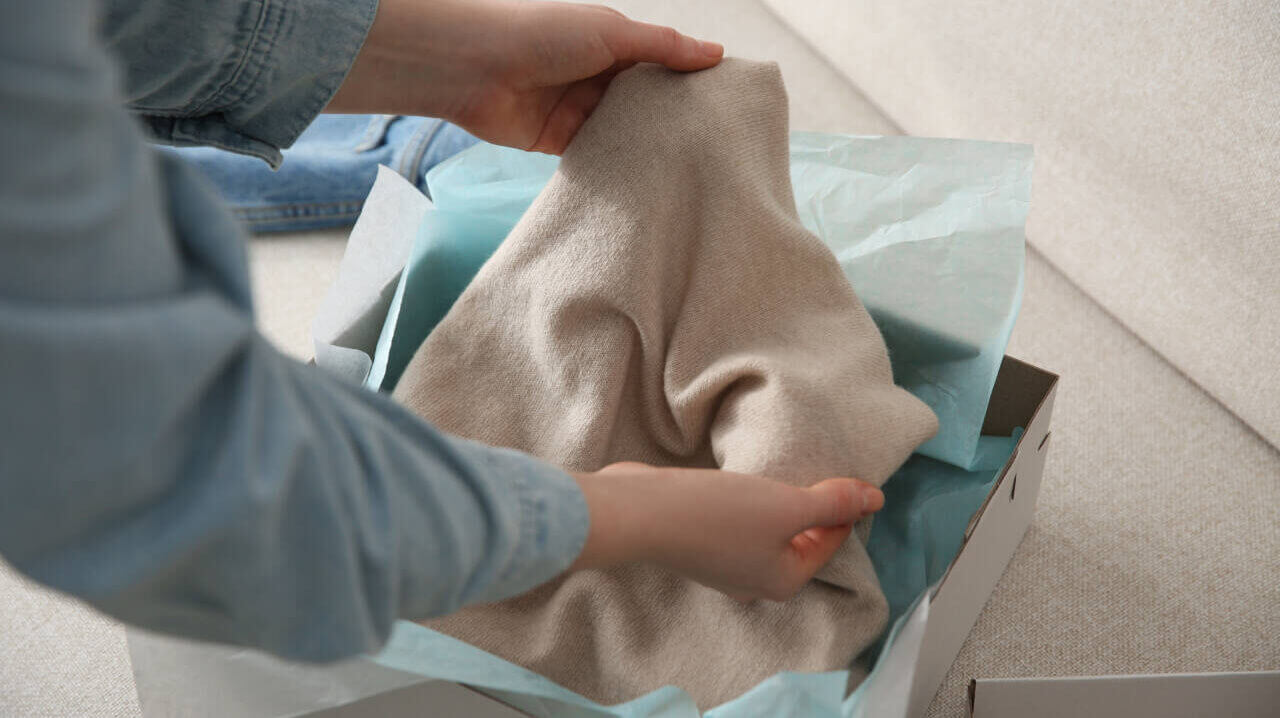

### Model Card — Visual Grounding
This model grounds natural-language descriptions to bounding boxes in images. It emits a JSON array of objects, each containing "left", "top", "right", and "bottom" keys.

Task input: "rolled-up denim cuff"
[
  {"left": 395, "top": 442, "right": 590, "bottom": 619},
  {"left": 478, "top": 449, "right": 591, "bottom": 603},
  {"left": 141, "top": 0, "right": 379, "bottom": 168}
]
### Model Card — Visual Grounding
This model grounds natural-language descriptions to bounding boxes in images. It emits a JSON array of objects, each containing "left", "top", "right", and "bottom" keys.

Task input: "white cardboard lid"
[{"left": 969, "top": 671, "right": 1280, "bottom": 718}]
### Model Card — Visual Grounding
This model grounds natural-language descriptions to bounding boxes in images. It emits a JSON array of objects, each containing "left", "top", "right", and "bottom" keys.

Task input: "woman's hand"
[
  {"left": 570, "top": 462, "right": 885, "bottom": 602},
  {"left": 328, "top": 0, "right": 724, "bottom": 154}
]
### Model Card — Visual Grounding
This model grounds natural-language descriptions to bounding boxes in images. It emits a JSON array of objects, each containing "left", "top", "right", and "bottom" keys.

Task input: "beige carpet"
[
  {"left": 932, "top": 247, "right": 1280, "bottom": 716},
  {"left": 763, "top": 0, "right": 1280, "bottom": 454},
  {"left": 1, "top": 1, "right": 1275, "bottom": 715}
]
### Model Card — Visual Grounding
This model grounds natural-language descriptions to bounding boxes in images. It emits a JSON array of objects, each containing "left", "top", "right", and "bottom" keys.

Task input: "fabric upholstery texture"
[
  {"left": 392, "top": 59, "right": 937, "bottom": 707},
  {"left": 762, "top": 0, "right": 1280, "bottom": 453}
]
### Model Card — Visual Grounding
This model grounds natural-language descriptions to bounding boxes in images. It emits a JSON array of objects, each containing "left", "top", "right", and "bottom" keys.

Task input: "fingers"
[
  {"left": 787, "top": 524, "right": 856, "bottom": 586},
  {"left": 528, "top": 71, "right": 617, "bottom": 154},
  {"left": 754, "top": 480, "right": 881, "bottom": 600},
  {"left": 797, "top": 478, "right": 884, "bottom": 532},
  {"left": 599, "top": 14, "right": 724, "bottom": 72}
]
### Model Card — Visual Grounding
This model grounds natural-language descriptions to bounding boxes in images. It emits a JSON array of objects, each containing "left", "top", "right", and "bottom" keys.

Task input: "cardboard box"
[
  {"left": 900, "top": 355, "right": 1058, "bottom": 717},
  {"left": 128, "top": 356, "right": 1059, "bottom": 718}
]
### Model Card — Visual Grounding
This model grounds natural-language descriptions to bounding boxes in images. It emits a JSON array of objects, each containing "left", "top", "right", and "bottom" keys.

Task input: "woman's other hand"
[
  {"left": 570, "top": 462, "right": 885, "bottom": 602},
  {"left": 328, "top": 0, "right": 724, "bottom": 154}
]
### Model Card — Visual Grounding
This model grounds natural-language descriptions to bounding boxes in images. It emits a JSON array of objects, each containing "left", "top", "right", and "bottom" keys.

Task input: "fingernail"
[
  {"left": 698, "top": 40, "right": 724, "bottom": 57},
  {"left": 861, "top": 486, "right": 885, "bottom": 513}
]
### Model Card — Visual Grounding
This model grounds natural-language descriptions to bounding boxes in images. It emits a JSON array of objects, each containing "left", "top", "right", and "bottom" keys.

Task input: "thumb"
[
  {"left": 788, "top": 524, "right": 856, "bottom": 583},
  {"left": 781, "top": 479, "right": 882, "bottom": 585},
  {"left": 798, "top": 478, "right": 884, "bottom": 531},
  {"left": 602, "top": 16, "right": 725, "bottom": 72}
]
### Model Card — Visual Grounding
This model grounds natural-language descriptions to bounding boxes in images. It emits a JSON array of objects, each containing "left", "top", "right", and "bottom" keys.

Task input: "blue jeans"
[{"left": 164, "top": 115, "right": 478, "bottom": 232}]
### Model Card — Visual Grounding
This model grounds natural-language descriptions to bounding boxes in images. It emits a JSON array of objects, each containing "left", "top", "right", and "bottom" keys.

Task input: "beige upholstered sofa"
[{"left": 3, "top": 2, "right": 1275, "bottom": 715}]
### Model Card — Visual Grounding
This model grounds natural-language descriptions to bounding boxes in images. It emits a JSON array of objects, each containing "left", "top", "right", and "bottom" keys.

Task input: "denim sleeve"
[
  {"left": 101, "top": 0, "right": 378, "bottom": 168},
  {"left": 0, "top": 0, "right": 588, "bottom": 662}
]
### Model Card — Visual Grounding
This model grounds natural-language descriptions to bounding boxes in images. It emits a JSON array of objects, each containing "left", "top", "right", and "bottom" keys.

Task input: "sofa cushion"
[{"left": 764, "top": 0, "right": 1280, "bottom": 449}]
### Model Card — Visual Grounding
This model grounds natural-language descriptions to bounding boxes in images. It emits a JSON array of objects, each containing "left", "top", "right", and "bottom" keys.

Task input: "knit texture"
[{"left": 393, "top": 59, "right": 938, "bottom": 707}]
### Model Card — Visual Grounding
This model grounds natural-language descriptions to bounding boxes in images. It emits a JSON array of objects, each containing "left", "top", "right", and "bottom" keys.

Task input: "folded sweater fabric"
[{"left": 393, "top": 59, "right": 938, "bottom": 707}]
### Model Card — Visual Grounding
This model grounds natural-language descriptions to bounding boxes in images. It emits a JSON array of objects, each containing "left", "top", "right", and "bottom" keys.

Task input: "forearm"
[
  {"left": 325, "top": 0, "right": 503, "bottom": 121},
  {"left": 0, "top": 0, "right": 587, "bottom": 661},
  {"left": 570, "top": 464, "right": 882, "bottom": 603},
  {"left": 1, "top": 281, "right": 587, "bottom": 661}
]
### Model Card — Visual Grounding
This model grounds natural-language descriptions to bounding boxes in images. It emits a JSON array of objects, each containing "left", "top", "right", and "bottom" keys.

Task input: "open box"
[{"left": 127, "top": 355, "right": 1060, "bottom": 718}]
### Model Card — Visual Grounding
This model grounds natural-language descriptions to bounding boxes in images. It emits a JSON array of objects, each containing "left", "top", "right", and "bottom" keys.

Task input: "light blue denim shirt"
[{"left": 0, "top": 0, "right": 588, "bottom": 661}]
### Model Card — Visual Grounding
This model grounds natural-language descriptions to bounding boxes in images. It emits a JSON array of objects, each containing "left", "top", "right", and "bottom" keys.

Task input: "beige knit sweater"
[{"left": 394, "top": 59, "right": 938, "bottom": 708}]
